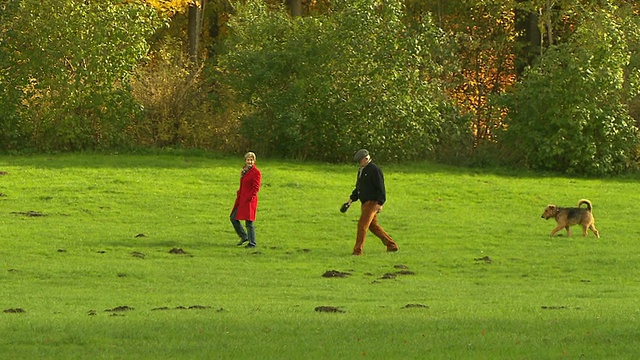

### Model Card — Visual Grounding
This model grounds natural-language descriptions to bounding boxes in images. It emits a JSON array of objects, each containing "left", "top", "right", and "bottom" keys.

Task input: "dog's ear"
[{"left": 548, "top": 205, "right": 556, "bottom": 210}]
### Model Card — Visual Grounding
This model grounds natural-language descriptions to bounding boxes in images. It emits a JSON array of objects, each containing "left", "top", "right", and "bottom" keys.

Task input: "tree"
[
  {"left": 408, "top": 0, "right": 518, "bottom": 147},
  {"left": 514, "top": 0, "right": 541, "bottom": 76},
  {"left": 217, "top": 0, "right": 470, "bottom": 162},
  {"left": 0, "top": 0, "right": 163, "bottom": 151},
  {"left": 500, "top": 5, "right": 640, "bottom": 175},
  {"left": 0, "top": 0, "right": 21, "bottom": 149}
]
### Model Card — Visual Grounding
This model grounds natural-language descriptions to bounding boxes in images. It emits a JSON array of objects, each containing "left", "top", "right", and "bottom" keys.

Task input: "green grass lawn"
[{"left": 1, "top": 153, "right": 640, "bottom": 359}]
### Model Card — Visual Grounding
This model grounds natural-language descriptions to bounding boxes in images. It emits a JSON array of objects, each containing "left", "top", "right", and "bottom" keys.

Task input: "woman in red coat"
[{"left": 231, "top": 152, "right": 262, "bottom": 248}]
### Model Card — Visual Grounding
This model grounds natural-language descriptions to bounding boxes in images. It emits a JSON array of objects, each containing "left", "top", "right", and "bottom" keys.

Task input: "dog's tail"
[{"left": 578, "top": 199, "right": 593, "bottom": 211}]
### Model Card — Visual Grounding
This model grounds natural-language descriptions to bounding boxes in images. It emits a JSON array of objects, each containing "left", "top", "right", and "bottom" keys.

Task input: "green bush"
[
  {"left": 216, "top": 0, "right": 469, "bottom": 162},
  {"left": 500, "top": 8, "right": 640, "bottom": 175},
  {"left": 0, "top": 0, "right": 162, "bottom": 151},
  {"left": 130, "top": 37, "right": 245, "bottom": 153}
]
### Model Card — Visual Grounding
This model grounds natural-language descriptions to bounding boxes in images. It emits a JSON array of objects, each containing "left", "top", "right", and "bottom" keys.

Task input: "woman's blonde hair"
[{"left": 244, "top": 152, "right": 256, "bottom": 161}]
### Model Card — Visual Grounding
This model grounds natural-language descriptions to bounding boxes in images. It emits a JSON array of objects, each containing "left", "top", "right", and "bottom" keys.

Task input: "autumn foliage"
[
  {"left": 1, "top": 0, "right": 640, "bottom": 174},
  {"left": 142, "top": 0, "right": 193, "bottom": 15}
]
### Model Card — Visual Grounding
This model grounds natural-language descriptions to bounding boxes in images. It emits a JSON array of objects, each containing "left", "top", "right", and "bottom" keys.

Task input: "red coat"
[{"left": 231, "top": 165, "right": 261, "bottom": 221}]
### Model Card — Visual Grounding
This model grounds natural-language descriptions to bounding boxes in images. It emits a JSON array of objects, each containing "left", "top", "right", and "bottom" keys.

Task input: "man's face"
[
  {"left": 358, "top": 156, "right": 369, "bottom": 167},
  {"left": 245, "top": 156, "right": 255, "bottom": 167}
]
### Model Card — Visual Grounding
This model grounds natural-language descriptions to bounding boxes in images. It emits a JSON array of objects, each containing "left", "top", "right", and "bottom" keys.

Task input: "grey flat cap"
[{"left": 353, "top": 149, "right": 369, "bottom": 161}]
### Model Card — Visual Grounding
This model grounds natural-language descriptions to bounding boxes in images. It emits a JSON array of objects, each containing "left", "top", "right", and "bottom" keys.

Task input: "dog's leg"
[
  {"left": 565, "top": 226, "right": 572, "bottom": 237},
  {"left": 550, "top": 225, "right": 566, "bottom": 237},
  {"left": 590, "top": 224, "right": 600, "bottom": 238},
  {"left": 581, "top": 224, "right": 589, "bottom": 236}
]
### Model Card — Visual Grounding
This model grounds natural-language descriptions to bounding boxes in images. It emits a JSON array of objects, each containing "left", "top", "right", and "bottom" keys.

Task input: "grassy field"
[{"left": 1, "top": 152, "right": 640, "bottom": 359}]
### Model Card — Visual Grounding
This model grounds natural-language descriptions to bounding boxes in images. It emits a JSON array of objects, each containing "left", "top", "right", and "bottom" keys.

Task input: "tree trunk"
[
  {"left": 514, "top": 1, "right": 541, "bottom": 78},
  {"left": 188, "top": 1, "right": 201, "bottom": 64},
  {"left": 544, "top": 0, "right": 554, "bottom": 46},
  {"left": 286, "top": 0, "right": 302, "bottom": 17}
]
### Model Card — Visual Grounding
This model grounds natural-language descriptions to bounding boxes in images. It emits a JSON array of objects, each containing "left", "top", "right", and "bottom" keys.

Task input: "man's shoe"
[
  {"left": 245, "top": 244, "right": 256, "bottom": 248},
  {"left": 237, "top": 238, "right": 248, "bottom": 246}
]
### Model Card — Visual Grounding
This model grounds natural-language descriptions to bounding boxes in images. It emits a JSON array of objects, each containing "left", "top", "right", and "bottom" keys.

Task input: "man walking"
[{"left": 344, "top": 149, "right": 398, "bottom": 255}]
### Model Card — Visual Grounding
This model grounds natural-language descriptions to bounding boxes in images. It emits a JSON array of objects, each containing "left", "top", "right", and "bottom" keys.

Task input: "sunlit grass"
[{"left": 1, "top": 153, "right": 640, "bottom": 359}]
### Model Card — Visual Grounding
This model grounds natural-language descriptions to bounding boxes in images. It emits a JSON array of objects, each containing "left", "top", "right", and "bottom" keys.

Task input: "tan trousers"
[{"left": 353, "top": 201, "right": 398, "bottom": 255}]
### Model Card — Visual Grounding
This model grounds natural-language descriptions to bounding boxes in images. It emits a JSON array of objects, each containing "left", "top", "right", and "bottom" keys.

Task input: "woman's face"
[{"left": 245, "top": 156, "right": 255, "bottom": 167}]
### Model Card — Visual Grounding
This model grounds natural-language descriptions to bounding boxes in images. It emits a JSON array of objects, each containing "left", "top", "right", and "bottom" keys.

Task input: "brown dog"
[{"left": 541, "top": 199, "right": 600, "bottom": 238}]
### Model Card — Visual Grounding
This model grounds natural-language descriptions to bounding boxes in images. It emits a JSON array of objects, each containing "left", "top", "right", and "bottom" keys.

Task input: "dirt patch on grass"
[
  {"left": 87, "top": 305, "right": 219, "bottom": 315},
  {"left": 169, "top": 248, "right": 188, "bottom": 255},
  {"left": 314, "top": 306, "right": 346, "bottom": 313},
  {"left": 320, "top": 265, "right": 417, "bottom": 283},
  {"left": 402, "top": 303, "right": 429, "bottom": 309},
  {"left": 475, "top": 256, "right": 492, "bottom": 264},
  {"left": 396, "top": 270, "right": 415, "bottom": 275},
  {"left": 11, "top": 211, "right": 45, "bottom": 217},
  {"left": 372, "top": 265, "right": 416, "bottom": 282},
  {"left": 3, "top": 308, "right": 25, "bottom": 313},
  {"left": 541, "top": 305, "right": 581, "bottom": 310},
  {"left": 152, "top": 305, "right": 214, "bottom": 311},
  {"left": 322, "top": 270, "right": 351, "bottom": 278},
  {"left": 105, "top": 306, "right": 134, "bottom": 312}
]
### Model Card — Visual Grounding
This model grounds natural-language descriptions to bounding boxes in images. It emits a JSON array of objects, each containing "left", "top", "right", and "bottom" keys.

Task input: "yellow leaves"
[
  {"left": 20, "top": 76, "right": 50, "bottom": 108},
  {"left": 142, "top": 0, "right": 194, "bottom": 16}
]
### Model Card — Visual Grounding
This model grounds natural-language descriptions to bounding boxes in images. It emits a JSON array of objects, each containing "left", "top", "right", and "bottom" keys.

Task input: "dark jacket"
[{"left": 349, "top": 161, "right": 386, "bottom": 205}]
